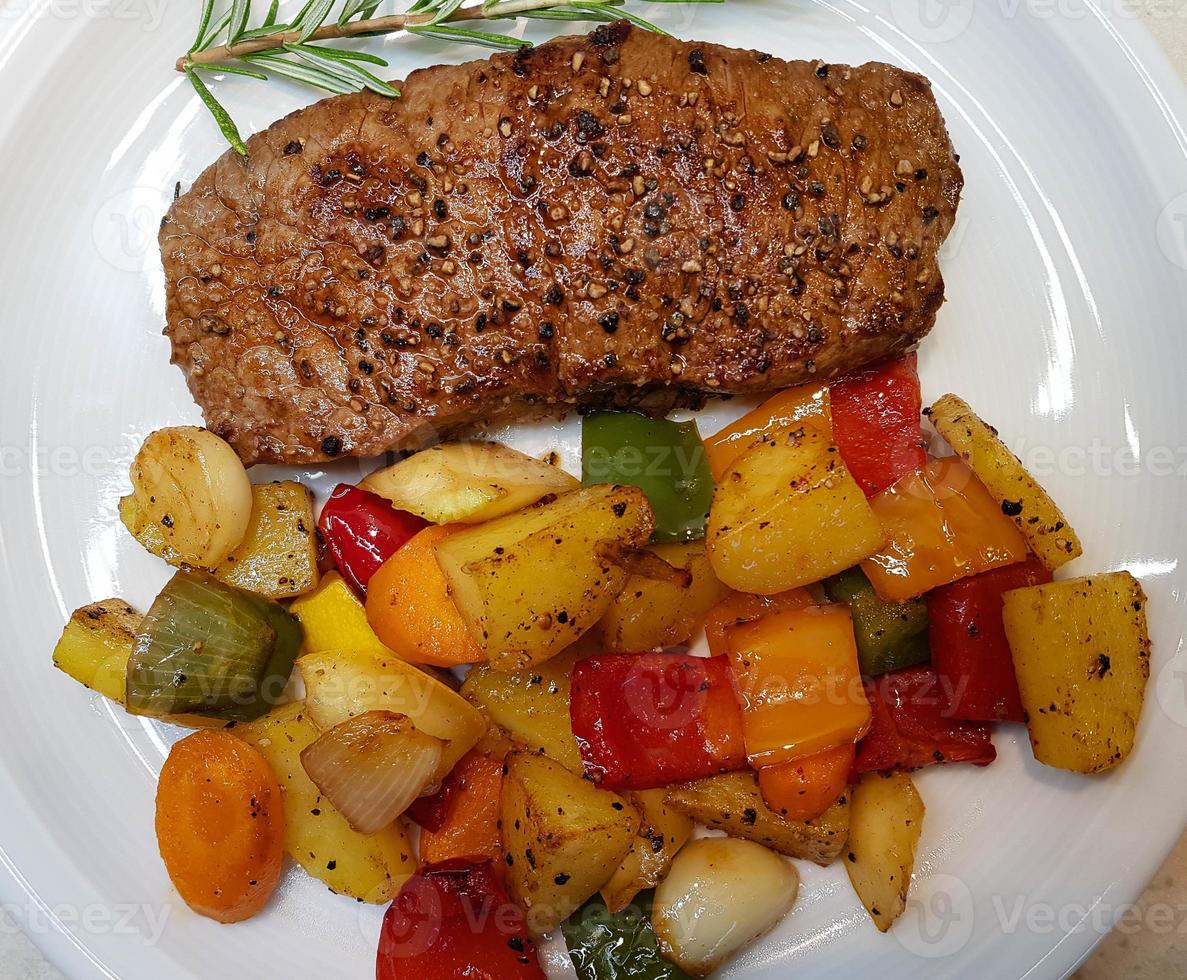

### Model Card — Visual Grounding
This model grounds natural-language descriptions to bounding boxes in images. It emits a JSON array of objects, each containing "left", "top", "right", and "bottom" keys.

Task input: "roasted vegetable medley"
[{"left": 52, "top": 356, "right": 1152, "bottom": 976}]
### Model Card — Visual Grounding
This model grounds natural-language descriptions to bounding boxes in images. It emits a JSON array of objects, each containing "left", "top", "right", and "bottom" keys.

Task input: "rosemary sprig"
[{"left": 178, "top": 0, "right": 723, "bottom": 155}]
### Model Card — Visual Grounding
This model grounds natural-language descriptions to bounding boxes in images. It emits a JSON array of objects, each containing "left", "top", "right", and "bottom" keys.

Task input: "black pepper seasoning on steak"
[{"left": 161, "top": 23, "right": 962, "bottom": 465}]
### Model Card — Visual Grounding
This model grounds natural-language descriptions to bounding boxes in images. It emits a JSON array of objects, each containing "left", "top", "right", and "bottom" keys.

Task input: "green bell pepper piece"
[
  {"left": 127, "top": 570, "right": 303, "bottom": 721},
  {"left": 581, "top": 412, "right": 714, "bottom": 543},
  {"left": 824, "top": 566, "right": 930, "bottom": 676},
  {"left": 562, "top": 893, "right": 693, "bottom": 980}
]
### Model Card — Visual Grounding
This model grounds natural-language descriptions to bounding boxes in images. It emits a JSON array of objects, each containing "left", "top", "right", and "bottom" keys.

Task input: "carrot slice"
[
  {"left": 418, "top": 750, "right": 505, "bottom": 878},
  {"left": 365, "top": 525, "right": 485, "bottom": 666},
  {"left": 155, "top": 730, "right": 285, "bottom": 923},
  {"left": 758, "top": 742, "right": 855, "bottom": 822}
]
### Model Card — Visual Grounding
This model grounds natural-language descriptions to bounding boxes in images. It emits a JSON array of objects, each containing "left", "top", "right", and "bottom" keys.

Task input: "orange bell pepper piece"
[
  {"left": 725, "top": 604, "right": 871, "bottom": 768},
  {"left": 417, "top": 750, "right": 505, "bottom": 876},
  {"left": 703, "top": 383, "right": 830, "bottom": 481},
  {"left": 704, "top": 588, "right": 815, "bottom": 658},
  {"left": 365, "top": 525, "right": 485, "bottom": 666},
  {"left": 861, "top": 458, "right": 1029, "bottom": 603},
  {"left": 758, "top": 742, "right": 855, "bottom": 822}
]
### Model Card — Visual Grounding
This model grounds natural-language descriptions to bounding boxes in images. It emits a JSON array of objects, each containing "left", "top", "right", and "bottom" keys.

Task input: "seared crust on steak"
[{"left": 161, "top": 22, "right": 962, "bottom": 465}]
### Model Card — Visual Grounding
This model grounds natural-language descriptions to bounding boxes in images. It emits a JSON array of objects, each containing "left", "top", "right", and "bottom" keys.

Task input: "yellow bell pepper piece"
[
  {"left": 289, "top": 571, "right": 394, "bottom": 658},
  {"left": 703, "top": 382, "right": 830, "bottom": 481},
  {"left": 861, "top": 458, "right": 1029, "bottom": 603},
  {"left": 726, "top": 604, "right": 871, "bottom": 768},
  {"left": 704, "top": 588, "right": 816, "bottom": 658}
]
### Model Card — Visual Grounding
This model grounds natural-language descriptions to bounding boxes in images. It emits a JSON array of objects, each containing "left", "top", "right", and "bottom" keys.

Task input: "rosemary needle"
[{"left": 184, "top": 67, "right": 249, "bottom": 156}]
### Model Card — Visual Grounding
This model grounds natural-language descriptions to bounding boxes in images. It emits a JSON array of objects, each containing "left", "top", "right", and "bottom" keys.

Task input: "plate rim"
[{"left": 2, "top": 4, "right": 1187, "bottom": 980}]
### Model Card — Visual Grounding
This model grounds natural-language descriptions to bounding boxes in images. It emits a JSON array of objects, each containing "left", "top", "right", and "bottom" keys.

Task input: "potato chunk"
[
  {"left": 123, "top": 480, "right": 319, "bottom": 599},
  {"left": 52, "top": 599, "right": 142, "bottom": 704},
  {"left": 236, "top": 702, "right": 416, "bottom": 903},
  {"left": 845, "top": 772, "right": 925, "bottom": 932},
  {"left": 706, "top": 426, "right": 884, "bottom": 594},
  {"left": 361, "top": 441, "right": 579, "bottom": 524},
  {"left": 601, "top": 788, "right": 694, "bottom": 914},
  {"left": 929, "top": 394, "right": 1082, "bottom": 569},
  {"left": 665, "top": 771, "right": 849, "bottom": 866},
  {"left": 435, "top": 485, "right": 655, "bottom": 671},
  {"left": 597, "top": 541, "right": 729, "bottom": 652},
  {"left": 213, "top": 481, "right": 319, "bottom": 599},
  {"left": 1003, "top": 572, "right": 1150, "bottom": 773},
  {"left": 52, "top": 600, "right": 222, "bottom": 729},
  {"left": 460, "top": 645, "right": 587, "bottom": 774},
  {"left": 119, "top": 494, "right": 181, "bottom": 565},
  {"left": 501, "top": 751, "right": 640, "bottom": 934}
]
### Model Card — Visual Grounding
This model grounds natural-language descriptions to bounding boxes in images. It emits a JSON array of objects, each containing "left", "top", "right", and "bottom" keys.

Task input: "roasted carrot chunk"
[
  {"left": 155, "top": 730, "right": 285, "bottom": 923},
  {"left": 758, "top": 742, "right": 855, "bottom": 822},
  {"left": 418, "top": 750, "right": 505, "bottom": 876},
  {"left": 366, "top": 525, "right": 485, "bottom": 667}
]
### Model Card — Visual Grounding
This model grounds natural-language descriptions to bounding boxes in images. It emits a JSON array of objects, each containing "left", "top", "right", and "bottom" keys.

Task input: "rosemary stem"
[{"left": 178, "top": 1, "right": 562, "bottom": 70}]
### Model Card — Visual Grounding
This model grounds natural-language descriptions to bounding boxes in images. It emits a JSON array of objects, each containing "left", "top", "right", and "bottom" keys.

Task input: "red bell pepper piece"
[
  {"left": 318, "top": 484, "right": 428, "bottom": 597},
  {"left": 376, "top": 860, "right": 543, "bottom": 980},
  {"left": 570, "top": 653, "right": 748, "bottom": 791},
  {"left": 404, "top": 771, "right": 460, "bottom": 834},
  {"left": 929, "top": 559, "right": 1053, "bottom": 722},
  {"left": 854, "top": 666, "right": 996, "bottom": 774},
  {"left": 830, "top": 353, "right": 927, "bottom": 497}
]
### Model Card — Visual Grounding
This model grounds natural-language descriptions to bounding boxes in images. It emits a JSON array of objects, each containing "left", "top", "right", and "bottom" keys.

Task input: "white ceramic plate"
[{"left": 2, "top": 1, "right": 1187, "bottom": 977}]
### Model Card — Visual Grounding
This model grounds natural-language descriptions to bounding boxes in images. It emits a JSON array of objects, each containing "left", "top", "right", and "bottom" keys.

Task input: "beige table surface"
[{"left": 3, "top": 5, "right": 1186, "bottom": 980}]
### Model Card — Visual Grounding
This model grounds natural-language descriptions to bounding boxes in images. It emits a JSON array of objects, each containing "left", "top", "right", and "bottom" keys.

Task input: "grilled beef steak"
[{"left": 161, "top": 22, "right": 962, "bottom": 465}]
